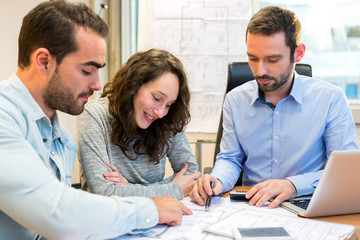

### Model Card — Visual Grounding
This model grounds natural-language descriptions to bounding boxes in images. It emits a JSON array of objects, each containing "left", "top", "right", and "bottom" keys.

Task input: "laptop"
[{"left": 280, "top": 150, "right": 360, "bottom": 217}]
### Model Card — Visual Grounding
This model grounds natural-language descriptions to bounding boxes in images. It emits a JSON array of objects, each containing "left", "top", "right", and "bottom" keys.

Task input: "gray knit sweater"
[{"left": 77, "top": 98, "right": 198, "bottom": 200}]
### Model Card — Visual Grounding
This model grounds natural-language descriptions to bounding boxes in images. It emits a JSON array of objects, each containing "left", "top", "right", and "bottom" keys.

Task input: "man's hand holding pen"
[
  {"left": 189, "top": 174, "right": 223, "bottom": 207},
  {"left": 205, "top": 180, "right": 215, "bottom": 211}
]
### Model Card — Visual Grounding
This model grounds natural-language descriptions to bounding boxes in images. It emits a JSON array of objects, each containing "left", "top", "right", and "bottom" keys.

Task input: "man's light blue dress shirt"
[
  {"left": 211, "top": 73, "right": 358, "bottom": 196},
  {"left": 0, "top": 74, "right": 158, "bottom": 239}
]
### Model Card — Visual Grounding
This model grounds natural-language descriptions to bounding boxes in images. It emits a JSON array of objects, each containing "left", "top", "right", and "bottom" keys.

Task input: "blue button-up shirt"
[
  {"left": 0, "top": 74, "right": 158, "bottom": 239},
  {"left": 212, "top": 73, "right": 358, "bottom": 196}
]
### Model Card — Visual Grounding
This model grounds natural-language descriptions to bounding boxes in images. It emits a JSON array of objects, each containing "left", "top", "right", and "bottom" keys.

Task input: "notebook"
[{"left": 280, "top": 150, "right": 360, "bottom": 217}]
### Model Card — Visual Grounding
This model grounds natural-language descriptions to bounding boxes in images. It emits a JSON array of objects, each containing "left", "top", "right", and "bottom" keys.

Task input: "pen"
[{"left": 205, "top": 180, "right": 215, "bottom": 212}]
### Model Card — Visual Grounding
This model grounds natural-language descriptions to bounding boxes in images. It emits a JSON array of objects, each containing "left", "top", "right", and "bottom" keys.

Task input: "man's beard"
[
  {"left": 43, "top": 69, "right": 93, "bottom": 115},
  {"left": 255, "top": 62, "right": 294, "bottom": 92}
]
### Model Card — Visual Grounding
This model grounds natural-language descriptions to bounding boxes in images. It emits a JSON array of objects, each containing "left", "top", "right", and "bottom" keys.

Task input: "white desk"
[{"left": 229, "top": 186, "right": 360, "bottom": 227}]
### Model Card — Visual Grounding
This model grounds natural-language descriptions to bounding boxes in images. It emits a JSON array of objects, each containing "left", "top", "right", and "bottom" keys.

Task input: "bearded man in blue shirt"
[
  {"left": 0, "top": 1, "right": 191, "bottom": 239},
  {"left": 190, "top": 6, "right": 358, "bottom": 209}
]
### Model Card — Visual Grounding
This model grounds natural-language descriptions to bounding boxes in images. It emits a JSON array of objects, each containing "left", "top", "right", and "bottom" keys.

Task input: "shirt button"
[
  {"left": 145, "top": 218, "right": 151, "bottom": 224},
  {"left": 274, "top": 136, "right": 278, "bottom": 140},
  {"left": 43, "top": 138, "right": 47, "bottom": 142},
  {"left": 51, "top": 151, "right": 55, "bottom": 155},
  {"left": 274, "top": 159, "right": 278, "bottom": 163},
  {"left": 275, "top": 111, "right": 279, "bottom": 114}
]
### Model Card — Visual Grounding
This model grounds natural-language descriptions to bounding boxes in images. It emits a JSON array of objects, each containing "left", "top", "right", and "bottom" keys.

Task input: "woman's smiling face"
[{"left": 133, "top": 72, "right": 179, "bottom": 129}]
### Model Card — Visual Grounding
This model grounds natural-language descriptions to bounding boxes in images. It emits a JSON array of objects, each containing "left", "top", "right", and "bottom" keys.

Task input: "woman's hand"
[
  {"left": 172, "top": 163, "right": 201, "bottom": 197},
  {"left": 103, "top": 162, "right": 129, "bottom": 185}
]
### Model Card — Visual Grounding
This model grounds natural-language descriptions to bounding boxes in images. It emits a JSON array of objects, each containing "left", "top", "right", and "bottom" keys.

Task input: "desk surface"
[{"left": 226, "top": 186, "right": 360, "bottom": 226}]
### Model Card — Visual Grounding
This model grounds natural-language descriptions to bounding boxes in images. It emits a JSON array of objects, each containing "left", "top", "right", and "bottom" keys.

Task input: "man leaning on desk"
[
  {"left": 190, "top": 6, "right": 358, "bottom": 209},
  {"left": 0, "top": 1, "right": 191, "bottom": 239}
]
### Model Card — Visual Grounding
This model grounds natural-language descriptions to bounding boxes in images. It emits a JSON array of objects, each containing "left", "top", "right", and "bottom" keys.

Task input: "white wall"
[
  {"left": 0, "top": 1, "right": 44, "bottom": 80},
  {"left": 0, "top": 0, "right": 90, "bottom": 80}
]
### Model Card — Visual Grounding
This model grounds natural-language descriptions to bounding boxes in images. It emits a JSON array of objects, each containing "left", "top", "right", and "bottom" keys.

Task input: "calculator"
[{"left": 229, "top": 191, "right": 248, "bottom": 200}]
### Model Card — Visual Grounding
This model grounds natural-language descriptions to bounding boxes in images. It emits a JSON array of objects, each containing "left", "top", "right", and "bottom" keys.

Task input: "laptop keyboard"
[{"left": 289, "top": 199, "right": 311, "bottom": 210}]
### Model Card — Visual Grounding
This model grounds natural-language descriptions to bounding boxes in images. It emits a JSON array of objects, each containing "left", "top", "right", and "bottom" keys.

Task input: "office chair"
[{"left": 203, "top": 62, "right": 312, "bottom": 185}]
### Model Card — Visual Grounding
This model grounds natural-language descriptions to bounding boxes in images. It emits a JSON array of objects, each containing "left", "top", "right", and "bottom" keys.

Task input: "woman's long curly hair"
[{"left": 101, "top": 48, "right": 191, "bottom": 163}]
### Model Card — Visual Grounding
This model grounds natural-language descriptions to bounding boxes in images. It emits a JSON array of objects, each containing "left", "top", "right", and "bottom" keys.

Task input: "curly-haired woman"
[{"left": 78, "top": 48, "right": 200, "bottom": 200}]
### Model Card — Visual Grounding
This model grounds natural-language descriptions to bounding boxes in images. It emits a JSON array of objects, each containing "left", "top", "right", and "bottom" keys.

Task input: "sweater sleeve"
[
  {"left": 166, "top": 131, "right": 199, "bottom": 175},
  {"left": 145, "top": 132, "right": 200, "bottom": 199}
]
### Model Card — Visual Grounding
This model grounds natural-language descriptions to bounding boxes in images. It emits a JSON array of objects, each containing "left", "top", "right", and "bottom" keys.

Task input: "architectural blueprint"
[{"left": 149, "top": 0, "right": 253, "bottom": 132}]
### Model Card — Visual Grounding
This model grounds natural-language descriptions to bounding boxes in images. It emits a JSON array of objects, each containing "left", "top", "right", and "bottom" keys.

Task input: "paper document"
[
  {"left": 203, "top": 208, "right": 355, "bottom": 240},
  {"left": 112, "top": 197, "right": 355, "bottom": 240}
]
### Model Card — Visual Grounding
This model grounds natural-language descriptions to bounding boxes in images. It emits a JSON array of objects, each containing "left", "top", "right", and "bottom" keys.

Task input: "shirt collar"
[
  {"left": 250, "top": 71, "right": 303, "bottom": 106},
  {"left": 10, "top": 74, "right": 46, "bottom": 121},
  {"left": 289, "top": 72, "right": 303, "bottom": 104},
  {"left": 51, "top": 112, "right": 68, "bottom": 143},
  {"left": 9, "top": 74, "right": 68, "bottom": 143}
]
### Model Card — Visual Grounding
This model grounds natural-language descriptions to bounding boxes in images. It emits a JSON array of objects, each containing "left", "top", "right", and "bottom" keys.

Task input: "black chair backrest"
[{"left": 213, "top": 62, "right": 312, "bottom": 175}]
